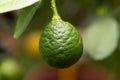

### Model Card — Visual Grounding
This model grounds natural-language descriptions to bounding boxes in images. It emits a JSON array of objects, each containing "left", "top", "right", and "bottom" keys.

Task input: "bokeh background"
[{"left": 0, "top": 0, "right": 120, "bottom": 80}]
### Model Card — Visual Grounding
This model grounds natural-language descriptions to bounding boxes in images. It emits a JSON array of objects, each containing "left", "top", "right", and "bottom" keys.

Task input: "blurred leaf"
[
  {"left": 96, "top": 6, "right": 109, "bottom": 16},
  {"left": 14, "top": 1, "right": 41, "bottom": 38},
  {"left": 83, "top": 16, "right": 119, "bottom": 60},
  {"left": 0, "top": 0, "right": 39, "bottom": 13}
]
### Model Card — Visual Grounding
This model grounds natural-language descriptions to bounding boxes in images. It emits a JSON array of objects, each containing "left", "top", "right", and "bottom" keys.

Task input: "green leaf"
[
  {"left": 14, "top": 1, "right": 41, "bottom": 38},
  {"left": 83, "top": 17, "right": 119, "bottom": 60},
  {"left": 0, "top": 0, "right": 39, "bottom": 13}
]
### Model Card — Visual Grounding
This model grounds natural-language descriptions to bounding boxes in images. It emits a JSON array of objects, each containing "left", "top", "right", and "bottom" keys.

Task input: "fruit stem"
[{"left": 51, "top": 0, "right": 61, "bottom": 21}]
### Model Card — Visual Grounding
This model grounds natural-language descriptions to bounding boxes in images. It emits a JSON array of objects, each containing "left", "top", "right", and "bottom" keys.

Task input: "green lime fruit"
[
  {"left": 40, "top": 20, "right": 83, "bottom": 68},
  {"left": 1, "top": 59, "right": 23, "bottom": 80},
  {"left": 39, "top": 0, "right": 83, "bottom": 68}
]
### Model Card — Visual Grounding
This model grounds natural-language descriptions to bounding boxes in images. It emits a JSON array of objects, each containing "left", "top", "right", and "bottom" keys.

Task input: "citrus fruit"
[
  {"left": 23, "top": 31, "right": 41, "bottom": 58},
  {"left": 0, "top": 59, "right": 23, "bottom": 80},
  {"left": 40, "top": 20, "right": 83, "bottom": 68},
  {"left": 39, "top": 0, "right": 83, "bottom": 68}
]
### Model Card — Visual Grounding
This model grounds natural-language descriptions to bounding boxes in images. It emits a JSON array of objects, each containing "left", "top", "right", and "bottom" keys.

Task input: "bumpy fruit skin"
[{"left": 40, "top": 20, "right": 83, "bottom": 68}]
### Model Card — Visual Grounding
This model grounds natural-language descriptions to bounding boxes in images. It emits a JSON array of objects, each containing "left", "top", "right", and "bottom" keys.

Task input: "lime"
[
  {"left": 39, "top": 0, "right": 83, "bottom": 68},
  {"left": 1, "top": 59, "right": 23, "bottom": 80},
  {"left": 40, "top": 20, "right": 83, "bottom": 68}
]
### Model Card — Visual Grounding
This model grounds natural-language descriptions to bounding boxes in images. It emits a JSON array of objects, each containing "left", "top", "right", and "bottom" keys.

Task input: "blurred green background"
[{"left": 0, "top": 0, "right": 120, "bottom": 80}]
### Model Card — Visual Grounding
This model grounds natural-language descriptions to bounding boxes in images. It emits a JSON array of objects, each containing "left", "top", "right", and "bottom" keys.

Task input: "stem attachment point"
[{"left": 51, "top": 0, "right": 61, "bottom": 21}]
